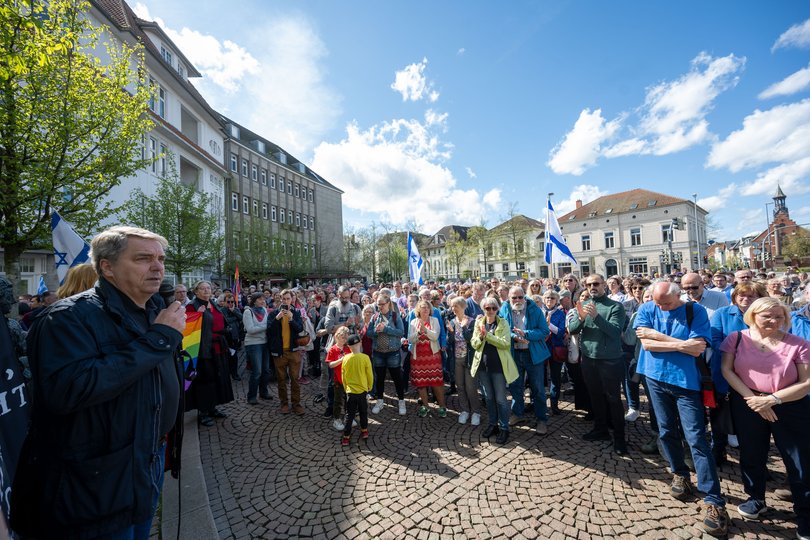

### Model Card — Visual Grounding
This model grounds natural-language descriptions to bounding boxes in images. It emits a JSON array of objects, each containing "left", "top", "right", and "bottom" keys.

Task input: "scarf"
[{"left": 251, "top": 306, "right": 266, "bottom": 322}]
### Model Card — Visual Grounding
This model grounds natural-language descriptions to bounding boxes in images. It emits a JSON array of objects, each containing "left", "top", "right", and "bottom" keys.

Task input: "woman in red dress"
[{"left": 408, "top": 300, "right": 446, "bottom": 418}]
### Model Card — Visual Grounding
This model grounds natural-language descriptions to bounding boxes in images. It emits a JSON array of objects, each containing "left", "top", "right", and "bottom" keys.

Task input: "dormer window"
[
  {"left": 629, "top": 203, "right": 639, "bottom": 210},
  {"left": 647, "top": 200, "right": 657, "bottom": 207},
  {"left": 161, "top": 46, "right": 172, "bottom": 66}
]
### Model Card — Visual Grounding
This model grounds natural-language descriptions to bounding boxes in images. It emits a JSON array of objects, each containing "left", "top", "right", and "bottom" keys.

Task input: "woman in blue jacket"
[{"left": 537, "top": 290, "right": 567, "bottom": 415}]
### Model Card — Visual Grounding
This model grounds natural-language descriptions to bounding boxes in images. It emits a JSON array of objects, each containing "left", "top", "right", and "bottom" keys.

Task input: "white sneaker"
[
  {"left": 398, "top": 399, "right": 407, "bottom": 415},
  {"left": 458, "top": 411, "right": 470, "bottom": 424},
  {"left": 471, "top": 412, "right": 481, "bottom": 426},
  {"left": 624, "top": 408, "right": 640, "bottom": 422},
  {"left": 728, "top": 434, "right": 739, "bottom": 448},
  {"left": 352, "top": 419, "right": 358, "bottom": 427},
  {"left": 332, "top": 419, "right": 345, "bottom": 431},
  {"left": 371, "top": 399, "right": 384, "bottom": 414}
]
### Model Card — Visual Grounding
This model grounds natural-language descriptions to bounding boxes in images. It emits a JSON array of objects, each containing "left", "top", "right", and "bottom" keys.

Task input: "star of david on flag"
[
  {"left": 407, "top": 232, "right": 424, "bottom": 285},
  {"left": 51, "top": 210, "right": 91, "bottom": 284},
  {"left": 544, "top": 199, "right": 578, "bottom": 267}
]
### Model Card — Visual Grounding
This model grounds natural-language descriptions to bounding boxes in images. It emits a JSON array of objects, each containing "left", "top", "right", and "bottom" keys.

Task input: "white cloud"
[
  {"left": 457, "top": 48, "right": 466, "bottom": 56},
  {"left": 133, "top": 4, "right": 340, "bottom": 157},
  {"left": 390, "top": 58, "right": 439, "bottom": 103},
  {"left": 737, "top": 209, "right": 764, "bottom": 232},
  {"left": 548, "top": 53, "right": 744, "bottom": 174},
  {"left": 772, "top": 18, "right": 810, "bottom": 52},
  {"left": 465, "top": 167, "right": 477, "bottom": 179},
  {"left": 554, "top": 185, "right": 609, "bottom": 216},
  {"left": 312, "top": 113, "right": 494, "bottom": 232},
  {"left": 739, "top": 157, "right": 810, "bottom": 196},
  {"left": 759, "top": 64, "right": 810, "bottom": 99},
  {"left": 707, "top": 98, "right": 810, "bottom": 172},
  {"left": 697, "top": 184, "right": 738, "bottom": 212},
  {"left": 547, "top": 109, "right": 621, "bottom": 175}
]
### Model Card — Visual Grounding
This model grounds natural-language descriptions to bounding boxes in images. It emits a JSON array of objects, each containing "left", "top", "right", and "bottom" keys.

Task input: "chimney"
[{"left": 575, "top": 200, "right": 582, "bottom": 209}]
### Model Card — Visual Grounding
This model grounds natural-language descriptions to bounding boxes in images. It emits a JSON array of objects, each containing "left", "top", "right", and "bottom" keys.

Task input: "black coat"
[
  {"left": 267, "top": 307, "right": 303, "bottom": 356},
  {"left": 11, "top": 278, "right": 183, "bottom": 539}
]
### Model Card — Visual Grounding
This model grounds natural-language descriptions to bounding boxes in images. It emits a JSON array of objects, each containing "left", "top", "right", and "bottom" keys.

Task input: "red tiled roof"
[{"left": 558, "top": 188, "right": 692, "bottom": 221}]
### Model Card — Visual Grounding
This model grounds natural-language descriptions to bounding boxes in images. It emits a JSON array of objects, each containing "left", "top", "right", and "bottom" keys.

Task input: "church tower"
[{"left": 773, "top": 184, "right": 789, "bottom": 219}]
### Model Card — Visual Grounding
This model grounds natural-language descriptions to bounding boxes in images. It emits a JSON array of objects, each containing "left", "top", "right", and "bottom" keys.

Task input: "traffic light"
[{"left": 672, "top": 218, "right": 681, "bottom": 230}]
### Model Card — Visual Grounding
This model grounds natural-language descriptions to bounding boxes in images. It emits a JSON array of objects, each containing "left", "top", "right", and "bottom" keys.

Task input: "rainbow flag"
[
  {"left": 182, "top": 311, "right": 203, "bottom": 391},
  {"left": 233, "top": 264, "right": 241, "bottom": 308}
]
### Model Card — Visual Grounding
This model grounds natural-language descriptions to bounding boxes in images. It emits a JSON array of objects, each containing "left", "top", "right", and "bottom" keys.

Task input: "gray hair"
[
  {"left": 90, "top": 226, "right": 168, "bottom": 276},
  {"left": 480, "top": 296, "right": 500, "bottom": 311}
]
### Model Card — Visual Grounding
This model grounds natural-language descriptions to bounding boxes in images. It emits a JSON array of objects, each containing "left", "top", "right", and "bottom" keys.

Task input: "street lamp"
[
  {"left": 693, "top": 193, "right": 700, "bottom": 270},
  {"left": 765, "top": 202, "right": 773, "bottom": 270}
]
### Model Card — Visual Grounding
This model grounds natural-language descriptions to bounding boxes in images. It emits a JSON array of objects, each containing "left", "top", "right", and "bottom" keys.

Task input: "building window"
[
  {"left": 303, "top": 215, "right": 308, "bottom": 229},
  {"left": 581, "top": 234, "right": 591, "bottom": 251},
  {"left": 177, "top": 63, "right": 185, "bottom": 78},
  {"left": 500, "top": 242, "right": 508, "bottom": 256},
  {"left": 232, "top": 233, "right": 239, "bottom": 250},
  {"left": 149, "top": 137, "right": 157, "bottom": 172},
  {"left": 244, "top": 236, "right": 250, "bottom": 252},
  {"left": 517, "top": 239, "right": 525, "bottom": 253},
  {"left": 310, "top": 218, "right": 315, "bottom": 230},
  {"left": 149, "top": 78, "right": 165, "bottom": 118},
  {"left": 629, "top": 257, "right": 648, "bottom": 274},
  {"left": 486, "top": 243, "right": 493, "bottom": 257},
  {"left": 230, "top": 154, "right": 237, "bottom": 172},
  {"left": 308, "top": 189, "right": 314, "bottom": 202},
  {"left": 270, "top": 173, "right": 276, "bottom": 188},
  {"left": 20, "top": 257, "right": 35, "bottom": 273},
  {"left": 159, "top": 144, "right": 167, "bottom": 176},
  {"left": 287, "top": 210, "right": 292, "bottom": 224},
  {"left": 281, "top": 241, "right": 286, "bottom": 254},
  {"left": 295, "top": 213, "right": 301, "bottom": 227},
  {"left": 580, "top": 262, "right": 591, "bottom": 276},
  {"left": 242, "top": 196, "right": 249, "bottom": 214},
  {"left": 661, "top": 223, "right": 672, "bottom": 242},
  {"left": 502, "top": 263, "right": 509, "bottom": 272},
  {"left": 241, "top": 160, "right": 248, "bottom": 177},
  {"left": 161, "top": 46, "right": 172, "bottom": 65},
  {"left": 294, "top": 184, "right": 300, "bottom": 198},
  {"left": 260, "top": 169, "right": 267, "bottom": 185},
  {"left": 287, "top": 180, "right": 292, "bottom": 194},
  {"left": 251, "top": 164, "right": 258, "bottom": 181},
  {"left": 252, "top": 199, "right": 258, "bottom": 216},
  {"left": 278, "top": 177, "right": 284, "bottom": 191},
  {"left": 271, "top": 206, "right": 277, "bottom": 221},
  {"left": 280, "top": 208, "right": 285, "bottom": 224},
  {"left": 517, "top": 262, "right": 526, "bottom": 271},
  {"left": 231, "top": 192, "right": 239, "bottom": 211},
  {"left": 604, "top": 231, "right": 614, "bottom": 249},
  {"left": 304, "top": 244, "right": 309, "bottom": 256},
  {"left": 262, "top": 203, "right": 268, "bottom": 219},
  {"left": 630, "top": 227, "right": 642, "bottom": 246}
]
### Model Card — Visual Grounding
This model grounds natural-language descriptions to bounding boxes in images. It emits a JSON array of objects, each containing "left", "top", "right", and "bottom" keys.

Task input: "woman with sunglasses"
[
  {"left": 561, "top": 274, "right": 583, "bottom": 302},
  {"left": 367, "top": 293, "right": 406, "bottom": 415},
  {"left": 471, "top": 296, "right": 519, "bottom": 444},
  {"left": 220, "top": 292, "right": 245, "bottom": 382},
  {"left": 528, "top": 280, "right": 544, "bottom": 297}
]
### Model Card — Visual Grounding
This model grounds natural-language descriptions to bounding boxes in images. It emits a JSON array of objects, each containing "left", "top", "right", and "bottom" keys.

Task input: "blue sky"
[{"left": 133, "top": 1, "right": 810, "bottom": 240}]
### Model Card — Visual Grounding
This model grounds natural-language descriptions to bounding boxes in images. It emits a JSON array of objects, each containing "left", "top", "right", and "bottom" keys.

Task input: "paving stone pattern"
[{"left": 199, "top": 374, "right": 797, "bottom": 539}]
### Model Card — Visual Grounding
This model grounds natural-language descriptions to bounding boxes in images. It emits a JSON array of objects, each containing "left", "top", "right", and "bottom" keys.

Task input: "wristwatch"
[{"left": 770, "top": 394, "right": 783, "bottom": 405}]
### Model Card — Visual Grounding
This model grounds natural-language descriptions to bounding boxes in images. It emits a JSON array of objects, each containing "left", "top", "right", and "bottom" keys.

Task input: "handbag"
[
  {"left": 551, "top": 345, "right": 568, "bottom": 363},
  {"left": 296, "top": 330, "right": 311, "bottom": 347},
  {"left": 709, "top": 392, "right": 735, "bottom": 435}
]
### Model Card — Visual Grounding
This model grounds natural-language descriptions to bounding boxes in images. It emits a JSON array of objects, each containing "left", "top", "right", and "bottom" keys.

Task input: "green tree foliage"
[
  {"left": 781, "top": 229, "right": 810, "bottom": 266},
  {"left": 0, "top": 0, "right": 153, "bottom": 292},
  {"left": 120, "top": 154, "right": 221, "bottom": 283}
]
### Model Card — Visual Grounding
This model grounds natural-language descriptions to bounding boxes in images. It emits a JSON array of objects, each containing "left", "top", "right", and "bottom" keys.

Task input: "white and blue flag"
[
  {"left": 544, "top": 199, "right": 578, "bottom": 266},
  {"left": 51, "top": 210, "right": 90, "bottom": 284},
  {"left": 37, "top": 275, "right": 47, "bottom": 295},
  {"left": 407, "top": 232, "right": 424, "bottom": 285}
]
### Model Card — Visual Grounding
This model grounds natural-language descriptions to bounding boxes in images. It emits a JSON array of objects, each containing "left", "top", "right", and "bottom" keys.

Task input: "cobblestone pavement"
[{"left": 199, "top": 372, "right": 797, "bottom": 539}]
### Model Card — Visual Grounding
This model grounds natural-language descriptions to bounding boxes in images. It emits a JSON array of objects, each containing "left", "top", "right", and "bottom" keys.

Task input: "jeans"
[
  {"left": 646, "top": 377, "right": 724, "bottom": 507},
  {"left": 478, "top": 369, "right": 510, "bottom": 430},
  {"left": 623, "top": 352, "right": 640, "bottom": 410},
  {"left": 508, "top": 349, "right": 548, "bottom": 422},
  {"left": 97, "top": 442, "right": 165, "bottom": 540},
  {"left": 581, "top": 355, "right": 626, "bottom": 442},
  {"left": 730, "top": 392, "right": 810, "bottom": 521},
  {"left": 548, "top": 360, "right": 563, "bottom": 410},
  {"left": 454, "top": 356, "right": 480, "bottom": 414},
  {"left": 373, "top": 350, "right": 405, "bottom": 400},
  {"left": 245, "top": 343, "right": 270, "bottom": 399}
]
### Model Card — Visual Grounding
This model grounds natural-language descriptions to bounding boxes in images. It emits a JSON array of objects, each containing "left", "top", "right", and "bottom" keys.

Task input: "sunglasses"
[
  {"left": 682, "top": 286, "right": 700, "bottom": 291},
  {"left": 510, "top": 295, "right": 524, "bottom": 299},
  {"left": 585, "top": 283, "right": 603, "bottom": 287},
  {"left": 226, "top": 301, "right": 235, "bottom": 305},
  {"left": 564, "top": 278, "right": 575, "bottom": 282},
  {"left": 484, "top": 306, "right": 498, "bottom": 311}
]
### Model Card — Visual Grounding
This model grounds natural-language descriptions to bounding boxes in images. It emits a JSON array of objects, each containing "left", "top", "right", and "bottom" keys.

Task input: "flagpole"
[{"left": 548, "top": 192, "right": 555, "bottom": 280}]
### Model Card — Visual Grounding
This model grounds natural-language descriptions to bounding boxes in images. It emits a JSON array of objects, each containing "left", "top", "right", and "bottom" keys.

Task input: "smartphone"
[{"left": 280, "top": 304, "right": 290, "bottom": 311}]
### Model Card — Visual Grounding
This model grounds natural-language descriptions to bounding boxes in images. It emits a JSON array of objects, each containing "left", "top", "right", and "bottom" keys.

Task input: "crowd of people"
[{"left": 2, "top": 223, "right": 809, "bottom": 539}]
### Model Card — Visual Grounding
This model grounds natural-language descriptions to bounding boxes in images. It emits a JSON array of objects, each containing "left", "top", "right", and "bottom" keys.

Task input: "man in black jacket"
[
  {"left": 268, "top": 288, "right": 304, "bottom": 414},
  {"left": 11, "top": 226, "right": 186, "bottom": 539}
]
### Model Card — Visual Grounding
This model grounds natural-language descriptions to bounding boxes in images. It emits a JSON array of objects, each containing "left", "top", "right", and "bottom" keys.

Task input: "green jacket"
[
  {"left": 470, "top": 316, "right": 519, "bottom": 384},
  {"left": 567, "top": 294, "right": 625, "bottom": 359}
]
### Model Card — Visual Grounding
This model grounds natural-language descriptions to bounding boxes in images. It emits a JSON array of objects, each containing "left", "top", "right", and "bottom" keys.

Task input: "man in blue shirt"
[{"left": 634, "top": 281, "right": 729, "bottom": 538}]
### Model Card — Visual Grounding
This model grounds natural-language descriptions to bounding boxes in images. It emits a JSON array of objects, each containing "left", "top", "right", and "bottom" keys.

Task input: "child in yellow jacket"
[{"left": 341, "top": 334, "right": 373, "bottom": 446}]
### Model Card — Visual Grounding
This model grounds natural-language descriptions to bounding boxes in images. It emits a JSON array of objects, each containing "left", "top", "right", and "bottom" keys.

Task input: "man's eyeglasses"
[
  {"left": 377, "top": 302, "right": 387, "bottom": 306},
  {"left": 585, "top": 283, "right": 603, "bottom": 288},
  {"left": 682, "top": 285, "right": 700, "bottom": 291},
  {"left": 226, "top": 301, "right": 235, "bottom": 305}
]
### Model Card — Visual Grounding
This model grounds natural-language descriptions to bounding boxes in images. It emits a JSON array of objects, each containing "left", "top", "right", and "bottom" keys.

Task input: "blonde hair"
[
  {"left": 743, "top": 297, "right": 792, "bottom": 331},
  {"left": 415, "top": 299, "right": 432, "bottom": 316},
  {"left": 56, "top": 263, "right": 98, "bottom": 298},
  {"left": 335, "top": 326, "right": 350, "bottom": 338}
]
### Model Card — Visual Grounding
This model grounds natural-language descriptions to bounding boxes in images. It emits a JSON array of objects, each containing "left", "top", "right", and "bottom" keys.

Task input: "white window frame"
[
  {"left": 630, "top": 227, "right": 642, "bottom": 246},
  {"left": 303, "top": 215, "right": 308, "bottom": 229},
  {"left": 271, "top": 206, "right": 277, "bottom": 222},
  {"left": 251, "top": 164, "right": 258, "bottom": 181},
  {"left": 287, "top": 210, "right": 292, "bottom": 224},
  {"left": 261, "top": 203, "right": 268, "bottom": 219},
  {"left": 159, "top": 143, "right": 167, "bottom": 176},
  {"left": 231, "top": 192, "right": 239, "bottom": 211},
  {"left": 581, "top": 234, "right": 591, "bottom": 251},
  {"left": 308, "top": 189, "right": 314, "bottom": 202},
  {"left": 242, "top": 196, "right": 249, "bottom": 214},
  {"left": 270, "top": 173, "right": 276, "bottom": 188},
  {"left": 604, "top": 231, "right": 615, "bottom": 249},
  {"left": 294, "top": 184, "right": 300, "bottom": 198},
  {"left": 278, "top": 177, "right": 285, "bottom": 191},
  {"left": 260, "top": 169, "right": 267, "bottom": 185},
  {"left": 295, "top": 213, "right": 301, "bottom": 227},
  {"left": 230, "top": 154, "right": 237, "bottom": 172},
  {"left": 280, "top": 208, "right": 285, "bottom": 223},
  {"left": 241, "top": 160, "right": 248, "bottom": 177},
  {"left": 252, "top": 199, "right": 258, "bottom": 216},
  {"left": 287, "top": 180, "right": 292, "bottom": 194},
  {"left": 149, "top": 137, "right": 157, "bottom": 172}
]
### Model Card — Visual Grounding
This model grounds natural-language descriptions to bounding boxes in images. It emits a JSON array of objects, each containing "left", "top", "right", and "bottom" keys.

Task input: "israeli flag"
[
  {"left": 51, "top": 210, "right": 91, "bottom": 284},
  {"left": 37, "top": 275, "right": 47, "bottom": 295},
  {"left": 544, "top": 199, "right": 578, "bottom": 266},
  {"left": 407, "top": 232, "right": 424, "bottom": 285}
]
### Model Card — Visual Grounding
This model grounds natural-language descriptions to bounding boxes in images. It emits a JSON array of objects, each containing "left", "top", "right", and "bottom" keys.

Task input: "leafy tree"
[
  {"left": 781, "top": 229, "right": 810, "bottom": 266},
  {"left": 499, "top": 203, "right": 535, "bottom": 270},
  {"left": 444, "top": 229, "right": 471, "bottom": 279},
  {"left": 0, "top": 0, "right": 153, "bottom": 294},
  {"left": 467, "top": 221, "right": 490, "bottom": 279},
  {"left": 120, "top": 154, "right": 222, "bottom": 283}
]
